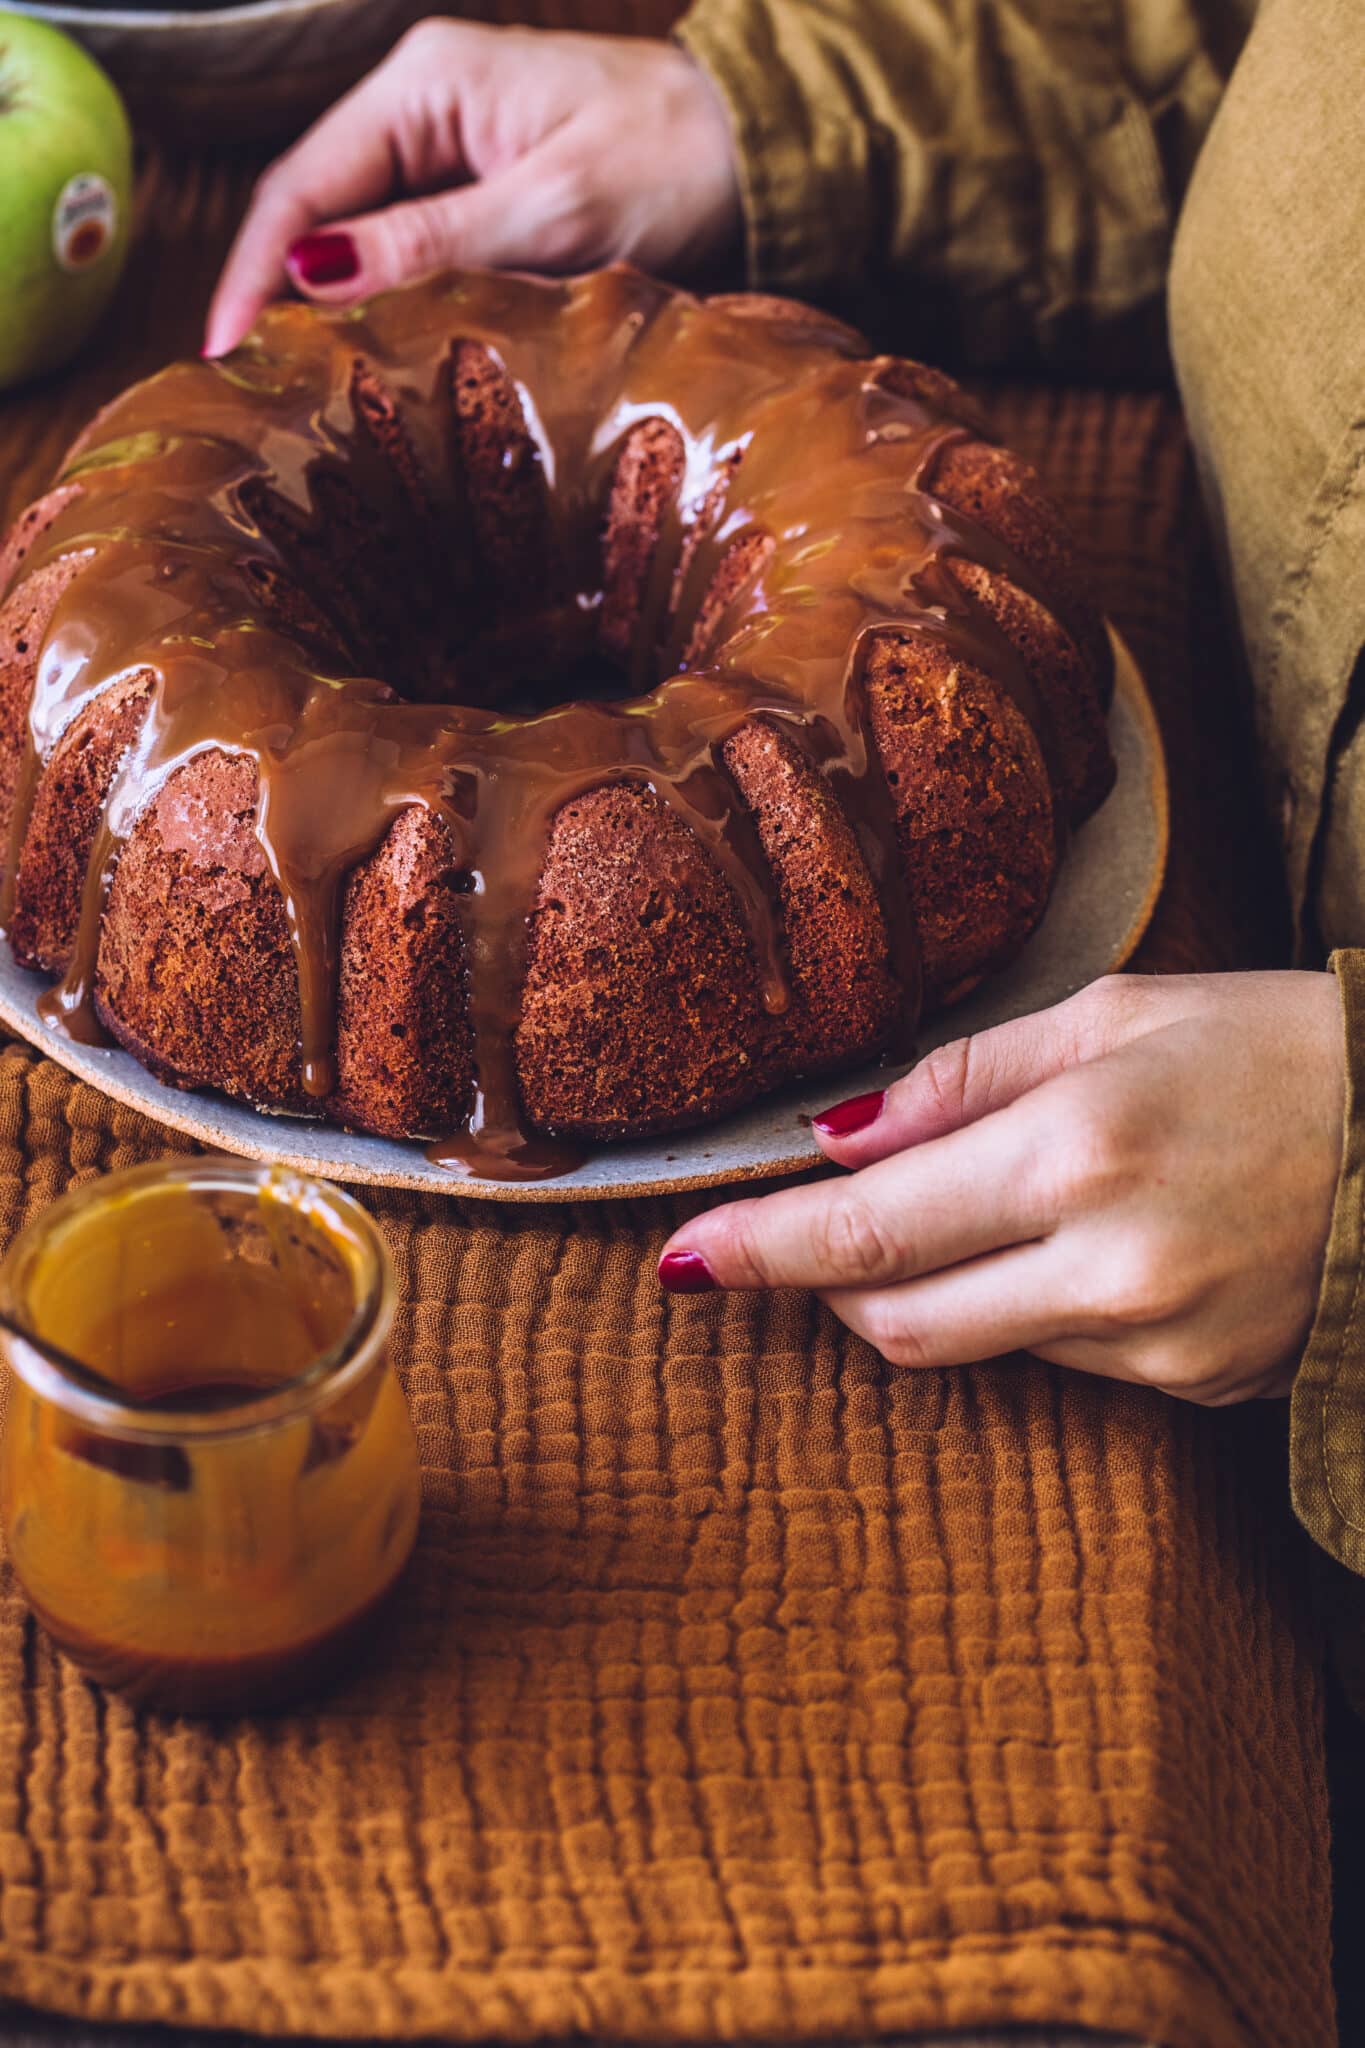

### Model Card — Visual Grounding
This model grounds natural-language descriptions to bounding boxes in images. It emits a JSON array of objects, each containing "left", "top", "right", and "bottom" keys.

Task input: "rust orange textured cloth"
[
  {"left": 0, "top": 1047, "right": 1336, "bottom": 2047},
  {"left": 0, "top": 154, "right": 1336, "bottom": 2048}
]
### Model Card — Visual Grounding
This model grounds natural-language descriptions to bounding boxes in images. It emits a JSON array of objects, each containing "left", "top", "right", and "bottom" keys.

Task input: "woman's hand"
[
  {"left": 203, "top": 20, "right": 742, "bottom": 360},
  {"left": 659, "top": 973, "right": 1348, "bottom": 1404}
]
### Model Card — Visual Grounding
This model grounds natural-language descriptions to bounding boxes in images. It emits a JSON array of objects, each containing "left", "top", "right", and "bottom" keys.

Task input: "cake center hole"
[{"left": 492, "top": 647, "right": 649, "bottom": 716}]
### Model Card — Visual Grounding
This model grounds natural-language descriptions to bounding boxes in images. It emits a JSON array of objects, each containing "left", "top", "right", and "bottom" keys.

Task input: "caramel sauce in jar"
[{"left": 0, "top": 1159, "right": 419, "bottom": 1714}]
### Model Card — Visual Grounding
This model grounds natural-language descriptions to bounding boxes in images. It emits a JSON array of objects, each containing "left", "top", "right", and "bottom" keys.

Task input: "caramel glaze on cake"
[{"left": 0, "top": 268, "right": 1115, "bottom": 1180}]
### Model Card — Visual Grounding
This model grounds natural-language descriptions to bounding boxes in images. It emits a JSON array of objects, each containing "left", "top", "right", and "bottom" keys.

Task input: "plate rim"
[
  {"left": 20, "top": 0, "right": 358, "bottom": 32},
  {"left": 0, "top": 624, "right": 1167, "bottom": 1203}
]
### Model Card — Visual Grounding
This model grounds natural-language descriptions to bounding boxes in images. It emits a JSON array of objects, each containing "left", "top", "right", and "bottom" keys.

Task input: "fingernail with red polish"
[
  {"left": 658, "top": 1249, "right": 717, "bottom": 1293},
  {"left": 812, "top": 1088, "right": 885, "bottom": 1139},
  {"left": 287, "top": 230, "right": 359, "bottom": 287}
]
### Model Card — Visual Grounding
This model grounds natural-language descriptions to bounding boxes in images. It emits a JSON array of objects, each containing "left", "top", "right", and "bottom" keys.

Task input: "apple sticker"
[{"left": 53, "top": 173, "right": 118, "bottom": 273}]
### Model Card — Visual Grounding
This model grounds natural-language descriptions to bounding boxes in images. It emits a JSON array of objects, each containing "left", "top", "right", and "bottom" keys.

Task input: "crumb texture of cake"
[{"left": 0, "top": 267, "right": 1115, "bottom": 1179}]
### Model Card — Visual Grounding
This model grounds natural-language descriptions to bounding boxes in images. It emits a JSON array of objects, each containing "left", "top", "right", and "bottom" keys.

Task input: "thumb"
[
  {"left": 285, "top": 150, "right": 587, "bottom": 302},
  {"left": 812, "top": 979, "right": 1134, "bottom": 1169}
]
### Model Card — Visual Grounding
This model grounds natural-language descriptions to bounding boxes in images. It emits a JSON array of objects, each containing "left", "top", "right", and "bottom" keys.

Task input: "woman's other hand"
[
  {"left": 659, "top": 973, "right": 1347, "bottom": 1405},
  {"left": 203, "top": 20, "right": 742, "bottom": 360}
]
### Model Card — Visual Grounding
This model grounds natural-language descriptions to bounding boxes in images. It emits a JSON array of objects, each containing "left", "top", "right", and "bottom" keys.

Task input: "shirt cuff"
[
  {"left": 1290, "top": 948, "right": 1365, "bottom": 1572},
  {"left": 672, "top": 0, "right": 884, "bottom": 300}
]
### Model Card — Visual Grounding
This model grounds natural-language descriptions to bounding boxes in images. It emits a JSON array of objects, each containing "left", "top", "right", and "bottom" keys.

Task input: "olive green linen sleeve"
[
  {"left": 1170, "top": 0, "right": 1365, "bottom": 963},
  {"left": 1168, "top": 0, "right": 1365, "bottom": 1593},
  {"left": 674, "top": 0, "right": 1249, "bottom": 371},
  {"left": 1292, "top": 952, "right": 1365, "bottom": 1575}
]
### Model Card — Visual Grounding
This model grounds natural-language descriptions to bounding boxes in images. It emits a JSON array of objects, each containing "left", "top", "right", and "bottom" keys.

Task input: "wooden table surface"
[{"left": 0, "top": 137, "right": 1294, "bottom": 2048}]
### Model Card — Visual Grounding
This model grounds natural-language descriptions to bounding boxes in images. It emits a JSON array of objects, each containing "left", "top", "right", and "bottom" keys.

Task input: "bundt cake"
[{"left": 0, "top": 266, "right": 1114, "bottom": 1181}]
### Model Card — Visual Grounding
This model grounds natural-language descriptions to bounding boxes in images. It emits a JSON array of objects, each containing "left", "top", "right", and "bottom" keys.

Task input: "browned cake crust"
[{"left": 0, "top": 268, "right": 1115, "bottom": 1162}]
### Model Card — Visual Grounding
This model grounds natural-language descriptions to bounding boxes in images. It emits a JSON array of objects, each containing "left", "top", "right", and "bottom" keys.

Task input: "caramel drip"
[{"left": 3, "top": 269, "right": 1075, "bottom": 1181}]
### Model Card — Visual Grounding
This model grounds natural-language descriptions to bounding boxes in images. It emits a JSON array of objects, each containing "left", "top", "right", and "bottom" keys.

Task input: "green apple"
[{"left": 0, "top": 11, "right": 132, "bottom": 391}]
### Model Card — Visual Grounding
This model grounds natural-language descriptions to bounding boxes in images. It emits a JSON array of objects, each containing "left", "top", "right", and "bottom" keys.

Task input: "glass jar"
[{"left": 0, "top": 1157, "right": 420, "bottom": 1715}]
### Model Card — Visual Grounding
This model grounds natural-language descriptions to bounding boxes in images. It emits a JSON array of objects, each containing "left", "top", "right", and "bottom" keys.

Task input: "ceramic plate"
[
  {"left": 0, "top": 628, "right": 1166, "bottom": 1201},
  {"left": 14, "top": 0, "right": 427, "bottom": 144}
]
